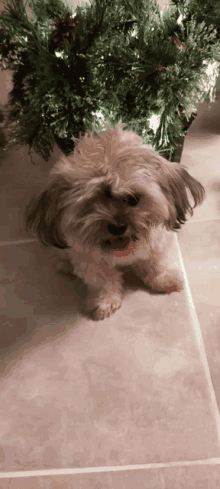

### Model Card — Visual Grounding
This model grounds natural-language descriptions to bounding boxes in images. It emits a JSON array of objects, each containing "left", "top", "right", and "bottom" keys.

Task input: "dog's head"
[{"left": 25, "top": 123, "right": 205, "bottom": 253}]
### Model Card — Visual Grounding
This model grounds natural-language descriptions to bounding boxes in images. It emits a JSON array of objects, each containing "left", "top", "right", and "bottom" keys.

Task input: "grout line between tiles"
[
  {"left": 1, "top": 458, "right": 220, "bottom": 479},
  {"left": 0, "top": 238, "right": 37, "bottom": 246},
  {"left": 175, "top": 234, "right": 220, "bottom": 445}
]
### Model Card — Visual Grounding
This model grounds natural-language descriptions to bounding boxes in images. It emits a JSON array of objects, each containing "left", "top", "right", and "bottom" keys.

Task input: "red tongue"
[{"left": 113, "top": 239, "right": 135, "bottom": 257}]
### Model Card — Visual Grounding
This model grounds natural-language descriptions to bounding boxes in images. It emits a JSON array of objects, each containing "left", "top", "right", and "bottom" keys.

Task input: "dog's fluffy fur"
[{"left": 25, "top": 122, "right": 205, "bottom": 320}]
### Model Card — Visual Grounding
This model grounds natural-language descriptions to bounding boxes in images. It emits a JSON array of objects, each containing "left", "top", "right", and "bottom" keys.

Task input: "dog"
[{"left": 25, "top": 121, "right": 205, "bottom": 320}]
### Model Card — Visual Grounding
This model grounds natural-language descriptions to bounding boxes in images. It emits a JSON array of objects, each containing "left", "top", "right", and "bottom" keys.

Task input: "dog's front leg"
[
  {"left": 73, "top": 259, "right": 123, "bottom": 320},
  {"left": 133, "top": 258, "right": 183, "bottom": 293}
]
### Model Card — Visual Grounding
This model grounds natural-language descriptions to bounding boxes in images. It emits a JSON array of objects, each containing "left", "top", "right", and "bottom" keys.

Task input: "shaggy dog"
[{"left": 25, "top": 122, "right": 205, "bottom": 320}]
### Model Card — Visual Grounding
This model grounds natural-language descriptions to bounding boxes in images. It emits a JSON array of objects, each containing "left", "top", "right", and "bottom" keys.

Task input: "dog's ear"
[
  {"left": 157, "top": 160, "right": 205, "bottom": 230},
  {"left": 25, "top": 181, "right": 70, "bottom": 249}
]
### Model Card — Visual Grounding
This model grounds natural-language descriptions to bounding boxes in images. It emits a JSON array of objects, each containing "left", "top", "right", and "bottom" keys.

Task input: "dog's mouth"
[
  {"left": 102, "top": 236, "right": 130, "bottom": 250},
  {"left": 101, "top": 236, "right": 137, "bottom": 256}
]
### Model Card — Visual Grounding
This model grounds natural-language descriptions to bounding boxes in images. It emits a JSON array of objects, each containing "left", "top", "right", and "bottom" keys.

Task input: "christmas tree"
[{"left": 0, "top": 0, "right": 220, "bottom": 161}]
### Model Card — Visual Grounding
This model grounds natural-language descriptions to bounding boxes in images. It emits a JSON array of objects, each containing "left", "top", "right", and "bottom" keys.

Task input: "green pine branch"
[{"left": 0, "top": 0, "right": 220, "bottom": 161}]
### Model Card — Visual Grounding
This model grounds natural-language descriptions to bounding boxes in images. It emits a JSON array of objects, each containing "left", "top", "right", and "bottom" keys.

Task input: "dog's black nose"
[{"left": 107, "top": 223, "right": 127, "bottom": 236}]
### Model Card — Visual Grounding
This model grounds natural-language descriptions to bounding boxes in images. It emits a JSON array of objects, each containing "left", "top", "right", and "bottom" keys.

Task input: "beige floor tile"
[
  {"left": 178, "top": 219, "right": 220, "bottom": 409},
  {"left": 0, "top": 144, "right": 62, "bottom": 242},
  {"left": 180, "top": 98, "right": 220, "bottom": 222},
  {"left": 0, "top": 241, "right": 219, "bottom": 471}
]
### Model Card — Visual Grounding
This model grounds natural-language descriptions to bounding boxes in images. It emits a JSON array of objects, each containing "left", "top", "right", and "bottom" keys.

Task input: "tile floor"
[
  {"left": 1, "top": 2, "right": 220, "bottom": 485},
  {"left": 1, "top": 96, "right": 220, "bottom": 488}
]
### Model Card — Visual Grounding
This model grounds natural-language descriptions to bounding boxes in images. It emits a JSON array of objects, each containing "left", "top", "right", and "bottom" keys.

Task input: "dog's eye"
[{"left": 125, "top": 195, "right": 139, "bottom": 206}]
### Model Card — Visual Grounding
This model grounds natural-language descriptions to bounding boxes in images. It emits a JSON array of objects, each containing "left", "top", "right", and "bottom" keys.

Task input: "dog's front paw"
[
  {"left": 89, "top": 296, "right": 122, "bottom": 321},
  {"left": 147, "top": 270, "right": 184, "bottom": 293}
]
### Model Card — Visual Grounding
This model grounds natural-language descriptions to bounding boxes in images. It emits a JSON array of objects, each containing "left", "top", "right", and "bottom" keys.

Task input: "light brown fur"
[{"left": 25, "top": 121, "right": 205, "bottom": 320}]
